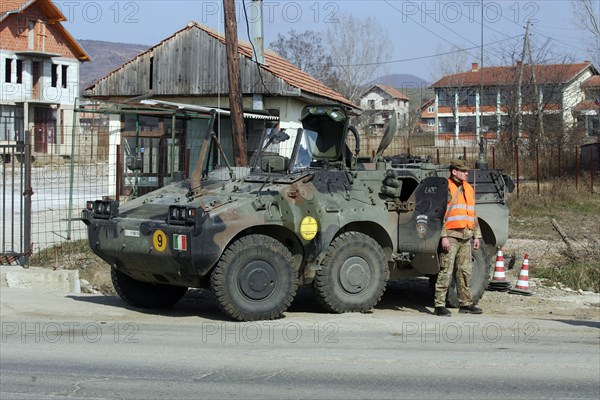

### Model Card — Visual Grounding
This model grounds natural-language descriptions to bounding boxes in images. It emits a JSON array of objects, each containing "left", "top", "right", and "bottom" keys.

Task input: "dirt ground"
[{"left": 44, "top": 237, "right": 599, "bottom": 321}]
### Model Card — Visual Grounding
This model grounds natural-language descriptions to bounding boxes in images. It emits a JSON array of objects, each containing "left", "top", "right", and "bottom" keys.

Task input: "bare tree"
[
  {"left": 429, "top": 44, "right": 470, "bottom": 82},
  {"left": 326, "top": 13, "right": 393, "bottom": 103},
  {"left": 494, "top": 34, "right": 576, "bottom": 156},
  {"left": 269, "top": 30, "right": 339, "bottom": 88},
  {"left": 429, "top": 44, "right": 472, "bottom": 143},
  {"left": 572, "top": 0, "right": 600, "bottom": 67}
]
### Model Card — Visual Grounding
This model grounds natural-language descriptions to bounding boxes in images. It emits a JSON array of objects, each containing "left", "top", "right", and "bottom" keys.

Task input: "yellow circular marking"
[
  {"left": 300, "top": 216, "right": 318, "bottom": 241},
  {"left": 153, "top": 230, "right": 167, "bottom": 252}
]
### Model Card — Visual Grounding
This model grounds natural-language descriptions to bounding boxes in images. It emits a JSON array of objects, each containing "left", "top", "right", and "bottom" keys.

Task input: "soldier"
[{"left": 434, "top": 159, "right": 484, "bottom": 317}]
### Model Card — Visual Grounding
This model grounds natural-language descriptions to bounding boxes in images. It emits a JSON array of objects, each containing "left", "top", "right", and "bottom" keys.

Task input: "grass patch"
[
  {"left": 532, "top": 259, "right": 600, "bottom": 293},
  {"left": 509, "top": 178, "right": 600, "bottom": 240},
  {"left": 30, "top": 240, "right": 96, "bottom": 266}
]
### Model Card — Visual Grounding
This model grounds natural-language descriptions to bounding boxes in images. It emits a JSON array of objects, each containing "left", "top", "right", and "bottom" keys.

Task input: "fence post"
[
  {"left": 492, "top": 146, "right": 496, "bottom": 169},
  {"left": 23, "top": 138, "right": 32, "bottom": 267},
  {"left": 116, "top": 144, "right": 121, "bottom": 202},
  {"left": 591, "top": 146, "right": 594, "bottom": 194},
  {"left": 557, "top": 144, "right": 561, "bottom": 178},
  {"left": 536, "top": 143, "right": 540, "bottom": 195},
  {"left": 515, "top": 143, "right": 519, "bottom": 197},
  {"left": 463, "top": 146, "right": 467, "bottom": 161},
  {"left": 575, "top": 146, "right": 579, "bottom": 190},
  {"left": 66, "top": 98, "right": 78, "bottom": 241},
  {"left": 436, "top": 148, "right": 440, "bottom": 164}
]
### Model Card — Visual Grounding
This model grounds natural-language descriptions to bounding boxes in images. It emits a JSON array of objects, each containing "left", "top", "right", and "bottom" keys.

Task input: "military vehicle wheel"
[
  {"left": 211, "top": 235, "right": 299, "bottom": 322},
  {"left": 111, "top": 268, "right": 188, "bottom": 309},
  {"left": 313, "top": 232, "right": 388, "bottom": 313},
  {"left": 446, "top": 241, "right": 491, "bottom": 307}
]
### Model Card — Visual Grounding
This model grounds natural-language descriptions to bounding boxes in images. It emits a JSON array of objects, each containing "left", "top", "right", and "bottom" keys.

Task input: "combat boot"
[
  {"left": 434, "top": 306, "right": 451, "bottom": 316},
  {"left": 459, "top": 305, "right": 483, "bottom": 314}
]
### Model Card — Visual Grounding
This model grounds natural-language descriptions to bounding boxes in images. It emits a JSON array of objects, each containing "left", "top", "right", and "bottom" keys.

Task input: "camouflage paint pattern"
[
  {"left": 434, "top": 237, "right": 473, "bottom": 307},
  {"left": 82, "top": 105, "right": 512, "bottom": 320}
]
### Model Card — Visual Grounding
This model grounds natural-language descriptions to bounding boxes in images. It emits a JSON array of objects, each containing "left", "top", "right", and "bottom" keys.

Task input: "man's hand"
[
  {"left": 473, "top": 238, "right": 480, "bottom": 250},
  {"left": 441, "top": 237, "right": 450, "bottom": 252}
]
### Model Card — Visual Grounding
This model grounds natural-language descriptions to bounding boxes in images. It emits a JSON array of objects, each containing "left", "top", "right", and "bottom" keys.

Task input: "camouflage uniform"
[
  {"left": 434, "top": 184, "right": 482, "bottom": 308},
  {"left": 434, "top": 232, "right": 476, "bottom": 307}
]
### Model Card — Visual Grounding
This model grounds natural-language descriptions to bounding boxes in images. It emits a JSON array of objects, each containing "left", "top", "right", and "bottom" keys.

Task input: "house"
[
  {"left": 573, "top": 75, "right": 600, "bottom": 141},
  {"left": 418, "top": 98, "right": 436, "bottom": 133},
  {"left": 426, "top": 61, "right": 599, "bottom": 145},
  {"left": 83, "top": 21, "right": 357, "bottom": 194},
  {"left": 357, "top": 84, "right": 410, "bottom": 135},
  {"left": 0, "top": 0, "right": 90, "bottom": 158}
]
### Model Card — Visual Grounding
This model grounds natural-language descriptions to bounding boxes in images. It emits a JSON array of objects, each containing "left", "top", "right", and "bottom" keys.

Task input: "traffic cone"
[
  {"left": 487, "top": 247, "right": 512, "bottom": 292},
  {"left": 509, "top": 254, "right": 533, "bottom": 296}
]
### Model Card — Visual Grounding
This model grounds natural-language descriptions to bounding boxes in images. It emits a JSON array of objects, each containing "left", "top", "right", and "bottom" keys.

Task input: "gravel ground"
[{"left": 43, "top": 238, "right": 600, "bottom": 321}]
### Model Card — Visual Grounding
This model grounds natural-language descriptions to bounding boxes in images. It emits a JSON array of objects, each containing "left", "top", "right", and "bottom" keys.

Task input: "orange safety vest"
[{"left": 445, "top": 178, "right": 476, "bottom": 230}]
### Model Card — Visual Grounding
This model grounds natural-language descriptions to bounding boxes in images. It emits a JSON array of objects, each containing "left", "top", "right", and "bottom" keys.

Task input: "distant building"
[
  {"left": 0, "top": 0, "right": 90, "bottom": 158},
  {"left": 418, "top": 98, "right": 436, "bottom": 133},
  {"left": 574, "top": 75, "right": 600, "bottom": 140},
  {"left": 357, "top": 84, "right": 410, "bottom": 135},
  {"left": 425, "top": 61, "right": 599, "bottom": 145}
]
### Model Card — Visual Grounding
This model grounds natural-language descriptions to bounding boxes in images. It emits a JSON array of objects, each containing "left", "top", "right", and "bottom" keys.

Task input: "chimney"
[{"left": 471, "top": 62, "right": 479, "bottom": 72}]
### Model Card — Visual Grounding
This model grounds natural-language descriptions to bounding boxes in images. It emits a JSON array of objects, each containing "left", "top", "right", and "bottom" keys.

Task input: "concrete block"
[{"left": 4, "top": 268, "right": 81, "bottom": 293}]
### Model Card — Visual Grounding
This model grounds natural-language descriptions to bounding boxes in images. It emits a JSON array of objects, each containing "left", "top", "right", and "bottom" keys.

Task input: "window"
[
  {"left": 381, "top": 99, "right": 388, "bottom": 106},
  {"left": 541, "top": 85, "right": 562, "bottom": 105},
  {"left": 16, "top": 60, "right": 23, "bottom": 84},
  {"left": 427, "top": 119, "right": 435, "bottom": 127},
  {"left": 428, "top": 106, "right": 435, "bottom": 113},
  {"left": 1, "top": 105, "right": 25, "bottom": 141},
  {"left": 438, "top": 90, "right": 453, "bottom": 107},
  {"left": 5, "top": 58, "right": 11, "bottom": 83},
  {"left": 51, "top": 64, "right": 58, "bottom": 87},
  {"left": 368, "top": 100, "right": 375, "bottom": 109},
  {"left": 61, "top": 65, "right": 68, "bottom": 88},
  {"left": 481, "top": 88, "right": 497, "bottom": 106}
]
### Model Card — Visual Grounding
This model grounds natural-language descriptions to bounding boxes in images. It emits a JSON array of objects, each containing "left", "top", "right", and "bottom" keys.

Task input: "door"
[
  {"left": 32, "top": 61, "right": 41, "bottom": 101},
  {"left": 397, "top": 176, "right": 448, "bottom": 275},
  {"left": 34, "top": 107, "right": 56, "bottom": 154}
]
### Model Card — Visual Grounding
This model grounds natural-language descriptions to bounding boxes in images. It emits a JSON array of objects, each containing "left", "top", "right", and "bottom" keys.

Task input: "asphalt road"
[{"left": 1, "top": 287, "right": 599, "bottom": 400}]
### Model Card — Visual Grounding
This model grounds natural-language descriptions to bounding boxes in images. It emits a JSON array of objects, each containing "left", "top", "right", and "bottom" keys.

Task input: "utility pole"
[
  {"left": 517, "top": 21, "right": 529, "bottom": 139},
  {"left": 223, "top": 0, "right": 247, "bottom": 166},
  {"left": 526, "top": 21, "right": 545, "bottom": 143}
]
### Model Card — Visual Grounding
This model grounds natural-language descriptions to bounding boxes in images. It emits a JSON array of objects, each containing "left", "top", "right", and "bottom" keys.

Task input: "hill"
[
  {"left": 367, "top": 74, "right": 434, "bottom": 109},
  {"left": 78, "top": 39, "right": 150, "bottom": 90}
]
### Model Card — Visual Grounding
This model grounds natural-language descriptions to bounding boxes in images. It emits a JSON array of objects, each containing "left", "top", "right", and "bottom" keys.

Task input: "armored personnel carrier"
[{"left": 83, "top": 105, "right": 512, "bottom": 321}]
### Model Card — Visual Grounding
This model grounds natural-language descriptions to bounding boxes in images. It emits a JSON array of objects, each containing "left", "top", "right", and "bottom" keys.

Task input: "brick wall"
[{"left": 0, "top": 3, "right": 79, "bottom": 59}]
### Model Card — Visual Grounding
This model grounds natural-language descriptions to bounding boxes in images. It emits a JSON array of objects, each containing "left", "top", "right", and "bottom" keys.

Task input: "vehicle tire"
[
  {"left": 111, "top": 267, "right": 188, "bottom": 309},
  {"left": 446, "top": 241, "right": 491, "bottom": 307},
  {"left": 313, "top": 232, "right": 388, "bottom": 313},
  {"left": 211, "top": 234, "right": 299, "bottom": 322}
]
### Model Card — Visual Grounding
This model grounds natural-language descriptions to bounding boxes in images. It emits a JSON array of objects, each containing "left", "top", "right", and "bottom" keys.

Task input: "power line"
[{"left": 334, "top": 35, "right": 522, "bottom": 67}]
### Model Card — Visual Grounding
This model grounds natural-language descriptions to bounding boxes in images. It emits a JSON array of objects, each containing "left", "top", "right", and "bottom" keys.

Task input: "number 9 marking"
[{"left": 153, "top": 230, "right": 167, "bottom": 252}]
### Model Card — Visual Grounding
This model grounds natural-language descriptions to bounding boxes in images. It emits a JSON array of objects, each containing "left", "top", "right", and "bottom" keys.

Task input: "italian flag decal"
[{"left": 173, "top": 234, "right": 187, "bottom": 251}]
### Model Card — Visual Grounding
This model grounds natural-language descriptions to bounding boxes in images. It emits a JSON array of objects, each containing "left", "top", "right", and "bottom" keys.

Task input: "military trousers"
[{"left": 434, "top": 236, "right": 473, "bottom": 308}]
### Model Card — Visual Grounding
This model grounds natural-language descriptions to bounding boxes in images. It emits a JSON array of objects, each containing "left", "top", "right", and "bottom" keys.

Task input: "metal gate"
[{"left": 1, "top": 141, "right": 31, "bottom": 265}]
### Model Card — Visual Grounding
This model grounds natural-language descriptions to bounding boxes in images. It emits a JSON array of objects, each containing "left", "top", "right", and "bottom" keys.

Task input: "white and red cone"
[
  {"left": 509, "top": 254, "right": 533, "bottom": 296},
  {"left": 487, "top": 247, "right": 512, "bottom": 291}
]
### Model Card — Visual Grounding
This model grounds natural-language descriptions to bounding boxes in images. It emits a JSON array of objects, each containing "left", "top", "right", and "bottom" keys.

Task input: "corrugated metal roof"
[{"left": 140, "top": 99, "right": 280, "bottom": 121}]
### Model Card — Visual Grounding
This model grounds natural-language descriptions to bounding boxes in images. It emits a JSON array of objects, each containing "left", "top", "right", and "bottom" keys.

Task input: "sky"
[{"left": 54, "top": 0, "right": 595, "bottom": 81}]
